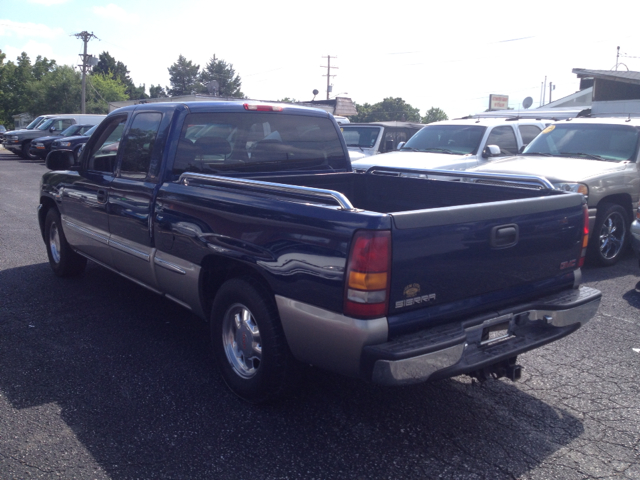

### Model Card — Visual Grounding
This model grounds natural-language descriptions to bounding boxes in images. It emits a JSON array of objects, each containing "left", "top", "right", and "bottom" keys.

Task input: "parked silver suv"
[{"left": 469, "top": 117, "right": 640, "bottom": 266}]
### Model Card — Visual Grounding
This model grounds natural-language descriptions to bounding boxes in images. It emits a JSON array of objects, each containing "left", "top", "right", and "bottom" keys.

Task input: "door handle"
[
  {"left": 491, "top": 224, "right": 519, "bottom": 249},
  {"left": 97, "top": 189, "right": 108, "bottom": 203}
]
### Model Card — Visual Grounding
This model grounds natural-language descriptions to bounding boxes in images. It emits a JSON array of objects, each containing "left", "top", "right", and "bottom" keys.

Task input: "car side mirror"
[
  {"left": 397, "top": 141, "right": 406, "bottom": 150},
  {"left": 518, "top": 145, "right": 527, "bottom": 154},
  {"left": 49, "top": 127, "right": 57, "bottom": 133},
  {"left": 483, "top": 144, "right": 501, "bottom": 158},
  {"left": 45, "top": 151, "right": 74, "bottom": 170}
]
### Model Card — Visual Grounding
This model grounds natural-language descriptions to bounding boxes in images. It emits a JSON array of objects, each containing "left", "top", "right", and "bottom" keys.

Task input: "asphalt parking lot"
[{"left": 1, "top": 148, "right": 639, "bottom": 479}]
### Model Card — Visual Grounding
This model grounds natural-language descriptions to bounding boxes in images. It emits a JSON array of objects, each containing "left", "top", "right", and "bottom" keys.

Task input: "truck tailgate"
[{"left": 387, "top": 192, "right": 585, "bottom": 334}]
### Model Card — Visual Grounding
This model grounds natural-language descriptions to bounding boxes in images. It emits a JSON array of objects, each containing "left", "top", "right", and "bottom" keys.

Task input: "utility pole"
[
  {"left": 321, "top": 55, "right": 338, "bottom": 100},
  {"left": 549, "top": 81, "right": 554, "bottom": 103},
  {"left": 542, "top": 76, "right": 547, "bottom": 106},
  {"left": 74, "top": 31, "right": 98, "bottom": 114}
]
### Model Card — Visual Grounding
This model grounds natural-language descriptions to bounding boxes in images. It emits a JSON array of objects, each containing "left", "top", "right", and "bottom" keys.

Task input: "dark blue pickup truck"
[{"left": 38, "top": 101, "right": 601, "bottom": 403}]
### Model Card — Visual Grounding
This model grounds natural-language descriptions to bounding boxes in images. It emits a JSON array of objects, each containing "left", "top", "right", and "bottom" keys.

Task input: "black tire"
[
  {"left": 587, "top": 203, "right": 628, "bottom": 267},
  {"left": 210, "top": 277, "right": 298, "bottom": 403},
  {"left": 21, "top": 141, "right": 38, "bottom": 160},
  {"left": 44, "top": 208, "right": 87, "bottom": 277}
]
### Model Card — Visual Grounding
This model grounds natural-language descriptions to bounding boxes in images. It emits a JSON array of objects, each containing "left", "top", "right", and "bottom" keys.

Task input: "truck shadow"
[{"left": 1, "top": 262, "right": 584, "bottom": 479}]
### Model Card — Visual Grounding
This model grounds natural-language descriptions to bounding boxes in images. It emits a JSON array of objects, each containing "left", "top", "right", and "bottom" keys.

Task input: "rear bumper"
[
  {"left": 277, "top": 286, "right": 601, "bottom": 385},
  {"left": 364, "top": 286, "right": 601, "bottom": 385}
]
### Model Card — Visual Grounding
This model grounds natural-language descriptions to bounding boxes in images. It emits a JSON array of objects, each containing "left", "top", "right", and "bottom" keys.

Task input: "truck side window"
[
  {"left": 518, "top": 125, "right": 542, "bottom": 145},
  {"left": 119, "top": 112, "right": 163, "bottom": 180},
  {"left": 486, "top": 126, "right": 518, "bottom": 156},
  {"left": 86, "top": 116, "right": 127, "bottom": 173}
]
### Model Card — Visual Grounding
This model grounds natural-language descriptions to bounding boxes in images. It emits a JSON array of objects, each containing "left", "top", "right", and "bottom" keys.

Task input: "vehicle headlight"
[
  {"left": 553, "top": 182, "right": 589, "bottom": 197},
  {"left": 7, "top": 135, "right": 19, "bottom": 142},
  {"left": 58, "top": 142, "right": 72, "bottom": 147}
]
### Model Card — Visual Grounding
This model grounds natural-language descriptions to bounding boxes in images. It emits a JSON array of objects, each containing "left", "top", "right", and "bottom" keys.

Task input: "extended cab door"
[
  {"left": 107, "top": 110, "right": 167, "bottom": 288},
  {"left": 61, "top": 114, "right": 127, "bottom": 265}
]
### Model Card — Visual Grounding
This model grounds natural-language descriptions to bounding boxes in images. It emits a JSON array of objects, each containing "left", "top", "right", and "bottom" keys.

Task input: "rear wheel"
[
  {"left": 210, "top": 277, "right": 298, "bottom": 403},
  {"left": 588, "top": 203, "right": 628, "bottom": 266},
  {"left": 44, "top": 209, "right": 87, "bottom": 277}
]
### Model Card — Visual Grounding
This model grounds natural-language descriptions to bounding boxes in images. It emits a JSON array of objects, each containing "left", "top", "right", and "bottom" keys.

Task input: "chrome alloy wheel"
[
  {"left": 222, "top": 303, "right": 262, "bottom": 379},
  {"left": 49, "top": 220, "right": 62, "bottom": 264},
  {"left": 598, "top": 211, "right": 626, "bottom": 260}
]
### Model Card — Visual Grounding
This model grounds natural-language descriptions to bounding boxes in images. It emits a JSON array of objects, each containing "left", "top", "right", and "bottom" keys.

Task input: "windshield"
[
  {"left": 84, "top": 125, "right": 98, "bottom": 136},
  {"left": 523, "top": 123, "right": 640, "bottom": 162},
  {"left": 402, "top": 125, "right": 486, "bottom": 155},
  {"left": 340, "top": 126, "right": 382, "bottom": 148},
  {"left": 172, "top": 112, "right": 348, "bottom": 178},
  {"left": 37, "top": 119, "right": 54, "bottom": 131},
  {"left": 26, "top": 116, "right": 45, "bottom": 130},
  {"left": 61, "top": 125, "right": 81, "bottom": 136}
]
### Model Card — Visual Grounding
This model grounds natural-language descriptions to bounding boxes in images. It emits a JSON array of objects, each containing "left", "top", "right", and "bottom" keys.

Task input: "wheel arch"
[
  {"left": 595, "top": 193, "right": 633, "bottom": 224},
  {"left": 38, "top": 197, "right": 58, "bottom": 242},
  {"left": 199, "top": 254, "right": 276, "bottom": 321}
]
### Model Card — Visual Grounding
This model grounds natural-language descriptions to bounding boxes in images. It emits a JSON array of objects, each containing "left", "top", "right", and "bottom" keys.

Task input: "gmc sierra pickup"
[{"left": 38, "top": 101, "right": 601, "bottom": 403}]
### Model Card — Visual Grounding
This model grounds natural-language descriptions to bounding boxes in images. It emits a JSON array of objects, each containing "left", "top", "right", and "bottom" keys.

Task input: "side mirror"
[
  {"left": 482, "top": 144, "right": 501, "bottom": 158},
  {"left": 384, "top": 139, "right": 394, "bottom": 152},
  {"left": 397, "top": 141, "right": 406, "bottom": 150},
  {"left": 45, "top": 150, "right": 74, "bottom": 170},
  {"left": 518, "top": 145, "right": 527, "bottom": 154},
  {"left": 49, "top": 127, "right": 57, "bottom": 133}
]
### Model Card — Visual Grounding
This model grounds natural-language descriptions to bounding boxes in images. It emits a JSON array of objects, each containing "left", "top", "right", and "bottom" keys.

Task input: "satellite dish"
[{"left": 522, "top": 97, "right": 533, "bottom": 109}]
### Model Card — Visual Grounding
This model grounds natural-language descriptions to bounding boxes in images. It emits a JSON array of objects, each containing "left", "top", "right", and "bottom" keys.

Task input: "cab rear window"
[{"left": 172, "top": 112, "right": 346, "bottom": 178}]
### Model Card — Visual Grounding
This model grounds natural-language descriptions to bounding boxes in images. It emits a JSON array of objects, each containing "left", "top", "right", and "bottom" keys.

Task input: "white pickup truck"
[{"left": 351, "top": 117, "right": 549, "bottom": 173}]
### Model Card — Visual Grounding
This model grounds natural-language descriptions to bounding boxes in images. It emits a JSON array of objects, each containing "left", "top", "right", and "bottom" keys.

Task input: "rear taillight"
[
  {"left": 344, "top": 230, "right": 391, "bottom": 318},
  {"left": 243, "top": 103, "right": 284, "bottom": 112},
  {"left": 578, "top": 204, "right": 589, "bottom": 267}
]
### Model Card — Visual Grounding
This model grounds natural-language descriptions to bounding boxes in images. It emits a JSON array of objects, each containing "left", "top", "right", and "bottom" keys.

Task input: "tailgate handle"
[{"left": 491, "top": 224, "right": 519, "bottom": 249}]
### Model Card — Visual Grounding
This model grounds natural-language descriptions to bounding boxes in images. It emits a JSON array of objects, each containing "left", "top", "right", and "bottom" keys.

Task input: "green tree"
[
  {"left": 86, "top": 73, "right": 128, "bottom": 114},
  {"left": 168, "top": 55, "right": 202, "bottom": 96},
  {"left": 32, "top": 55, "right": 57, "bottom": 80},
  {"left": 200, "top": 56, "right": 244, "bottom": 98},
  {"left": 351, "top": 98, "right": 421, "bottom": 123},
  {"left": 28, "top": 65, "right": 81, "bottom": 114},
  {"left": 149, "top": 84, "right": 168, "bottom": 98},
  {"left": 92, "top": 52, "right": 147, "bottom": 100},
  {"left": 422, "top": 107, "right": 448, "bottom": 124}
]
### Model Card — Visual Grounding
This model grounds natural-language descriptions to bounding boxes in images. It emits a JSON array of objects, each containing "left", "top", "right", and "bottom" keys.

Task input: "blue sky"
[{"left": 2, "top": 0, "right": 640, "bottom": 118}]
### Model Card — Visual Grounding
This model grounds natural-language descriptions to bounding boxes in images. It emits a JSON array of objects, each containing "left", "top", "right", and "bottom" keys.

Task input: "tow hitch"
[{"left": 469, "top": 357, "right": 522, "bottom": 382}]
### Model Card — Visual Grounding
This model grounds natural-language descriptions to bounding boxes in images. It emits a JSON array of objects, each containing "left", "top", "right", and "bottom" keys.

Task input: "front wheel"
[
  {"left": 44, "top": 209, "right": 87, "bottom": 277},
  {"left": 211, "top": 277, "right": 298, "bottom": 403},
  {"left": 587, "top": 203, "right": 628, "bottom": 267},
  {"left": 21, "top": 141, "right": 38, "bottom": 160}
]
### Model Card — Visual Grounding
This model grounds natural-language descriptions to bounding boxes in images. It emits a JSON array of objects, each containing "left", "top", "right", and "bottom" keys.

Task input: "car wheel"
[
  {"left": 44, "top": 208, "right": 87, "bottom": 277},
  {"left": 211, "top": 277, "right": 298, "bottom": 403},
  {"left": 588, "top": 203, "right": 628, "bottom": 267},
  {"left": 21, "top": 141, "right": 38, "bottom": 160}
]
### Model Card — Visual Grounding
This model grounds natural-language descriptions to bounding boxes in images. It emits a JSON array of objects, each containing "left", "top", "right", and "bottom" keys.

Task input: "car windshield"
[
  {"left": 26, "top": 116, "right": 45, "bottom": 130},
  {"left": 84, "top": 125, "right": 98, "bottom": 136},
  {"left": 523, "top": 123, "right": 640, "bottom": 162},
  {"left": 341, "top": 126, "right": 382, "bottom": 148},
  {"left": 37, "top": 119, "right": 55, "bottom": 131},
  {"left": 61, "top": 125, "right": 82, "bottom": 136},
  {"left": 402, "top": 125, "right": 487, "bottom": 155}
]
